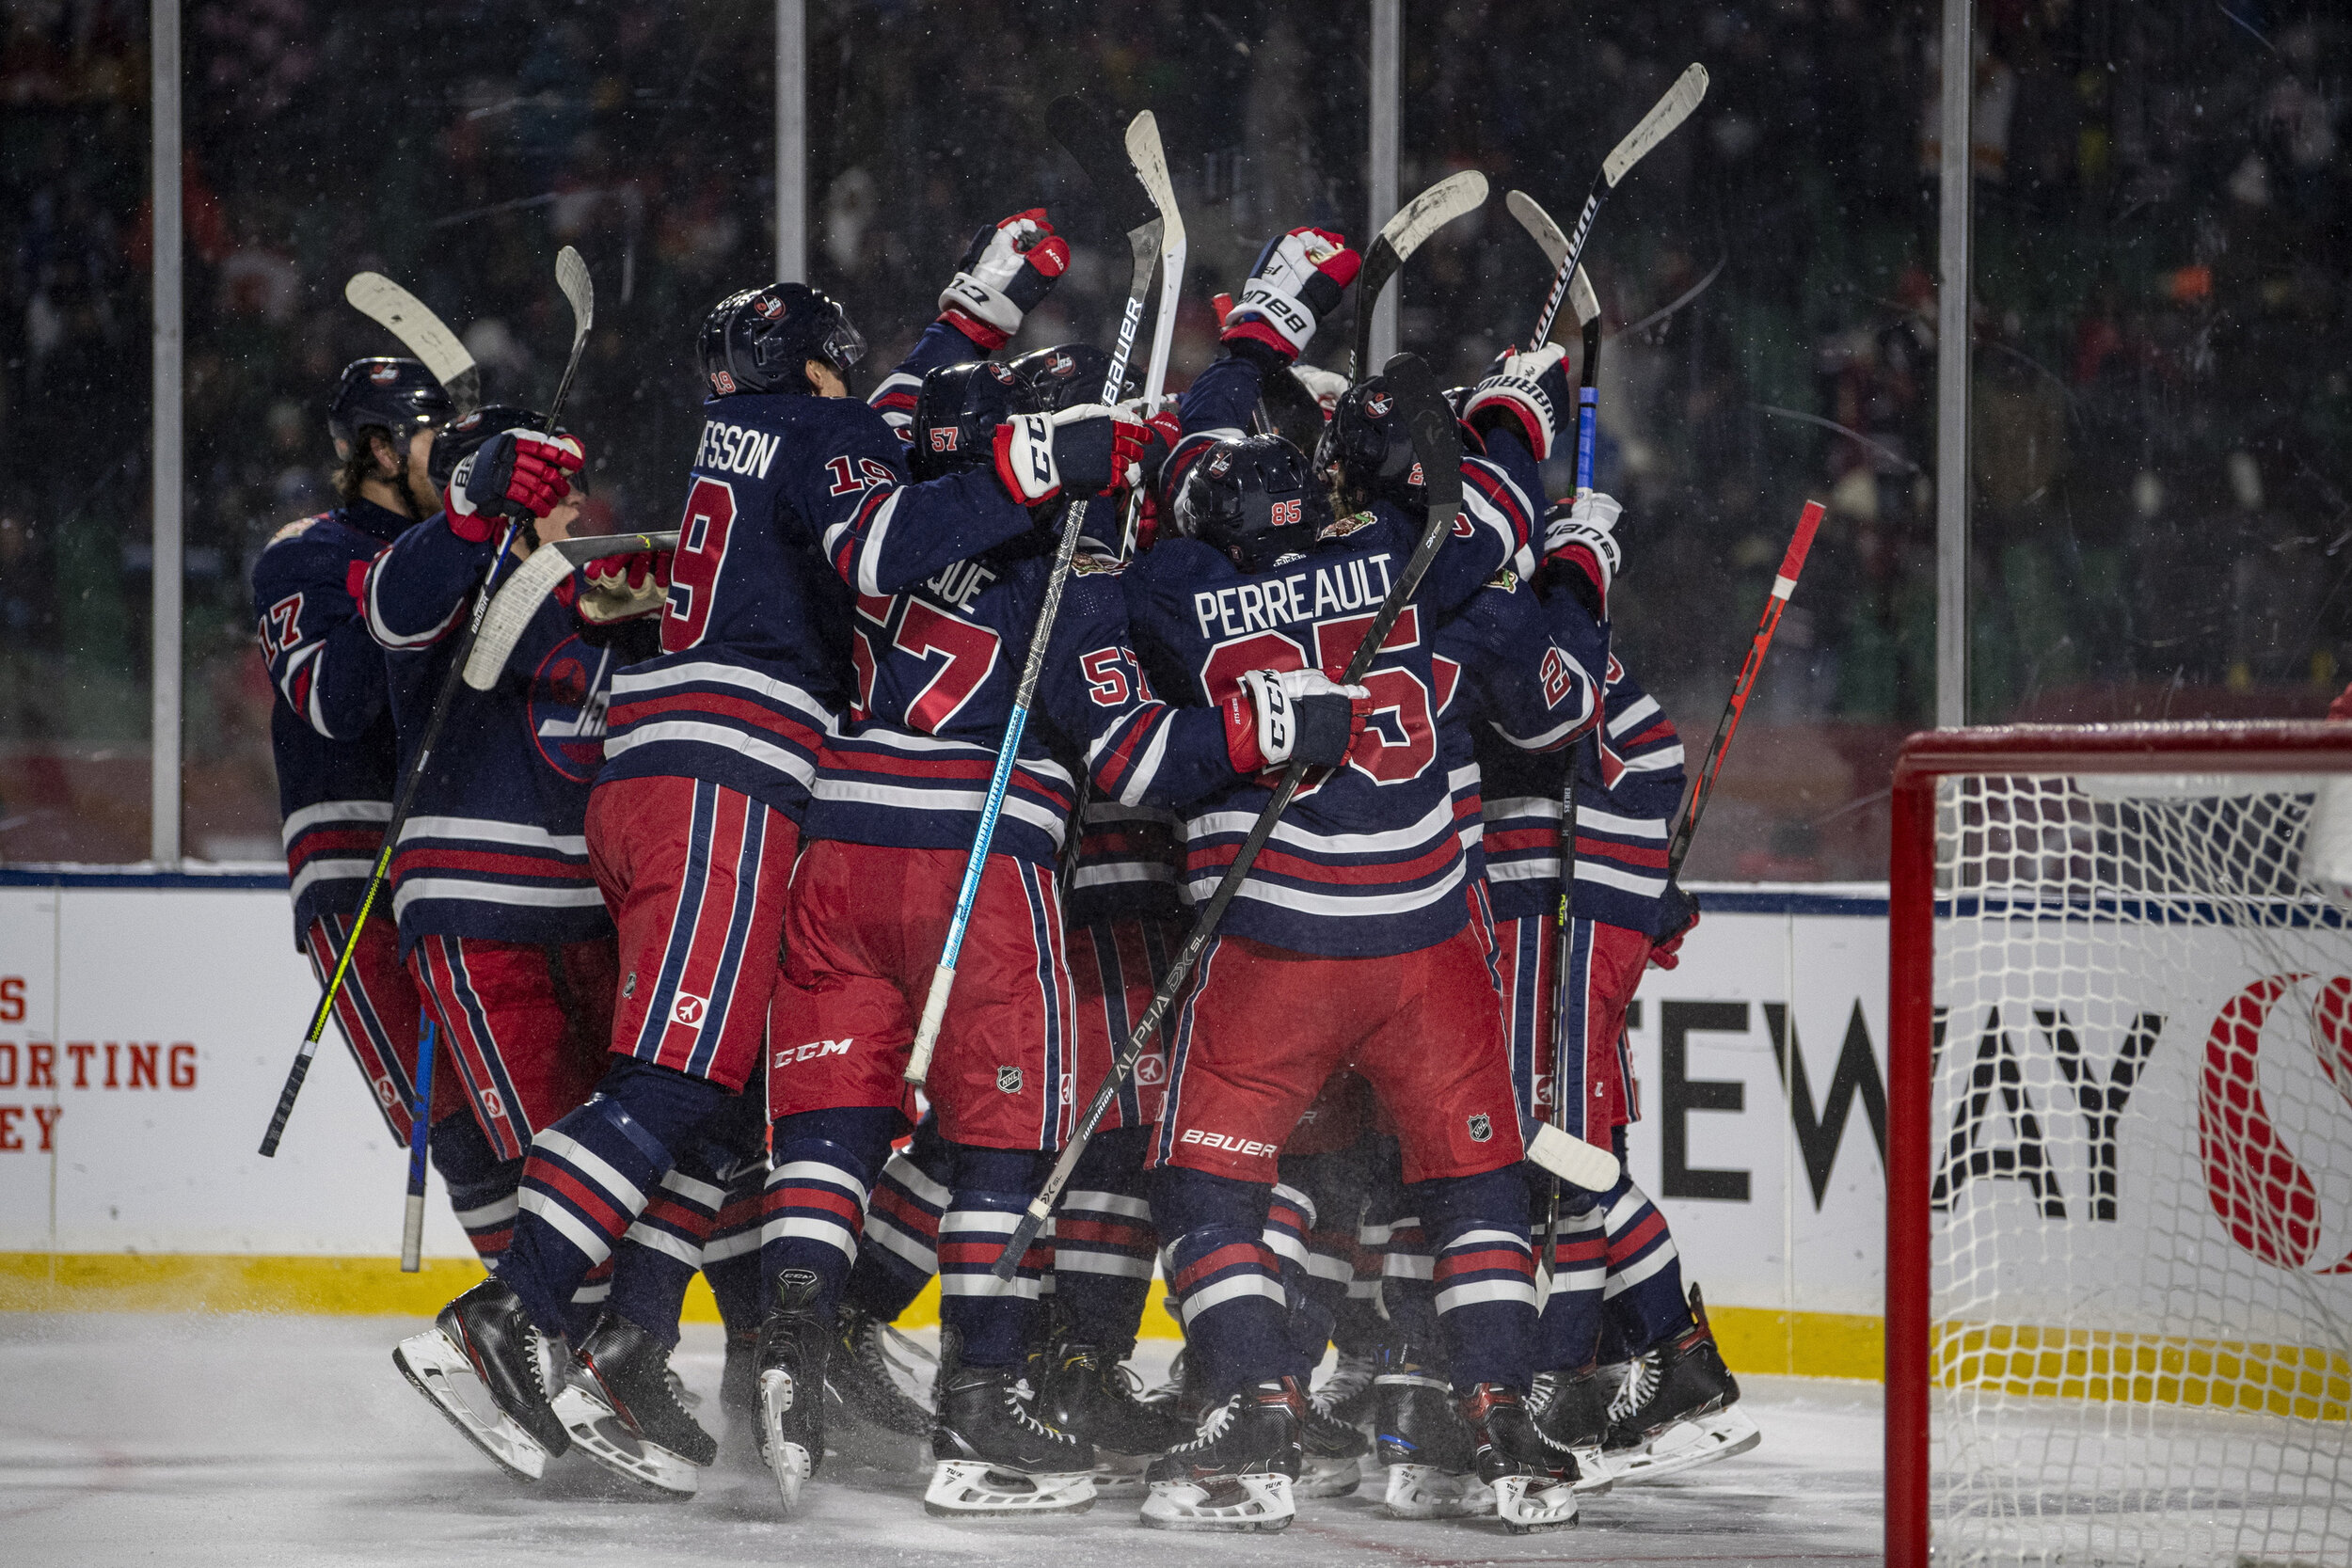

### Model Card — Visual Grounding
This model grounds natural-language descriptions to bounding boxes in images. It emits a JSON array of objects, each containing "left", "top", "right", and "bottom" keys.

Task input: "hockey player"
[
  {"left": 1122, "top": 225, "right": 1581, "bottom": 1532},
  {"left": 766, "top": 354, "right": 1365, "bottom": 1519},
  {"left": 400, "top": 215, "right": 1085, "bottom": 1502},
  {"left": 252, "top": 358, "right": 509, "bottom": 1256}
]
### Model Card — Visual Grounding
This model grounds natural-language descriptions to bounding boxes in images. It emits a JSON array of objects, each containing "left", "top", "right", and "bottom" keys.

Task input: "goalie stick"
[
  {"left": 462, "top": 529, "right": 680, "bottom": 690},
  {"left": 993, "top": 355, "right": 1616, "bottom": 1280},
  {"left": 344, "top": 272, "right": 483, "bottom": 417},
  {"left": 261, "top": 248, "right": 596, "bottom": 1158},
  {"left": 901, "top": 99, "right": 1170, "bottom": 1089},
  {"left": 1665, "top": 499, "right": 1827, "bottom": 879},
  {"left": 399, "top": 1012, "right": 438, "bottom": 1272},
  {"left": 1346, "top": 170, "right": 1490, "bottom": 383},
  {"left": 1528, "top": 62, "right": 1708, "bottom": 350}
]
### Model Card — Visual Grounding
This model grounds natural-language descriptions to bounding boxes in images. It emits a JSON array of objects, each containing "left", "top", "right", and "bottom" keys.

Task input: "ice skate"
[
  {"left": 718, "top": 1325, "right": 763, "bottom": 1469},
  {"left": 393, "top": 1278, "right": 568, "bottom": 1482},
  {"left": 1296, "top": 1395, "right": 1367, "bottom": 1498},
  {"left": 754, "top": 1269, "right": 830, "bottom": 1513},
  {"left": 1140, "top": 1376, "right": 1305, "bottom": 1531},
  {"left": 1530, "top": 1361, "right": 1617, "bottom": 1495},
  {"left": 550, "top": 1310, "right": 714, "bottom": 1498},
  {"left": 827, "top": 1302, "right": 934, "bottom": 1437},
  {"left": 925, "top": 1331, "right": 1098, "bottom": 1517},
  {"left": 1460, "top": 1384, "right": 1579, "bottom": 1532},
  {"left": 1373, "top": 1352, "right": 1487, "bottom": 1517},
  {"left": 1136, "top": 1344, "right": 1211, "bottom": 1430},
  {"left": 1037, "top": 1336, "right": 1194, "bottom": 1493},
  {"left": 1311, "top": 1348, "right": 1379, "bottom": 1427},
  {"left": 1602, "top": 1285, "right": 1762, "bottom": 1484}
]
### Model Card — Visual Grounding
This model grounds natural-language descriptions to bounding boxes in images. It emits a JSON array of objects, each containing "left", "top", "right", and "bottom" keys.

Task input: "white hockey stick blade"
[
  {"left": 1507, "top": 189, "right": 1569, "bottom": 270},
  {"left": 1527, "top": 1122, "right": 1620, "bottom": 1191},
  {"left": 1124, "top": 111, "right": 1185, "bottom": 405},
  {"left": 1601, "top": 63, "right": 1708, "bottom": 189},
  {"left": 555, "top": 245, "right": 595, "bottom": 343},
  {"left": 462, "top": 545, "right": 574, "bottom": 690},
  {"left": 344, "top": 272, "right": 481, "bottom": 415},
  {"left": 1568, "top": 268, "right": 1601, "bottom": 331},
  {"left": 1381, "top": 168, "right": 1488, "bottom": 262}
]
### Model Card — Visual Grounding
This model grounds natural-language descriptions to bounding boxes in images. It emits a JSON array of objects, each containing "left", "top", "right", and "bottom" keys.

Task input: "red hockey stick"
[{"left": 1664, "top": 499, "right": 1827, "bottom": 878}]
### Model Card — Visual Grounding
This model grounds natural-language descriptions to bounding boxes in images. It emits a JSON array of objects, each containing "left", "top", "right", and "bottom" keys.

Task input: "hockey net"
[{"left": 1888, "top": 724, "right": 2352, "bottom": 1568}]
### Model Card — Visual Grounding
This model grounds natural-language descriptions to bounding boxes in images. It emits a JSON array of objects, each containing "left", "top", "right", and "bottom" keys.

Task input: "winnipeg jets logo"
[
  {"left": 370, "top": 363, "right": 401, "bottom": 384},
  {"left": 987, "top": 362, "right": 1016, "bottom": 385},
  {"left": 1208, "top": 451, "right": 1232, "bottom": 476},
  {"left": 1365, "top": 392, "right": 1392, "bottom": 419},
  {"left": 755, "top": 293, "right": 787, "bottom": 320},
  {"left": 532, "top": 639, "right": 615, "bottom": 783},
  {"left": 1048, "top": 351, "right": 1074, "bottom": 376}
]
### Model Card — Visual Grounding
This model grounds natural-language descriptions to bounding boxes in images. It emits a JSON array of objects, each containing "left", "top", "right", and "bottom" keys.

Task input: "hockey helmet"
[
  {"left": 329, "top": 357, "right": 453, "bottom": 449},
  {"left": 909, "top": 361, "right": 1040, "bottom": 483},
  {"left": 1007, "top": 342, "right": 1134, "bottom": 412},
  {"left": 1314, "top": 374, "right": 1425, "bottom": 510},
  {"left": 1170, "top": 434, "right": 1329, "bottom": 572},
  {"left": 698, "top": 282, "right": 866, "bottom": 399},
  {"left": 426, "top": 405, "right": 581, "bottom": 496}
]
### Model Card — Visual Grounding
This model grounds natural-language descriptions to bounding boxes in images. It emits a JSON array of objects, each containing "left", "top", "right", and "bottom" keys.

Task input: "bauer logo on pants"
[
  {"left": 1468, "top": 1112, "right": 1493, "bottom": 1143},
  {"left": 997, "top": 1065, "right": 1023, "bottom": 1094}
]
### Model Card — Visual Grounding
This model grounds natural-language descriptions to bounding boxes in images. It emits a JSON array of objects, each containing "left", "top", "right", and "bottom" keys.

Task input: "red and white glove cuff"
[
  {"left": 1464, "top": 378, "right": 1557, "bottom": 462},
  {"left": 1222, "top": 691, "right": 1268, "bottom": 775},
  {"left": 993, "top": 415, "right": 1061, "bottom": 506},
  {"left": 938, "top": 286, "right": 1015, "bottom": 351}
]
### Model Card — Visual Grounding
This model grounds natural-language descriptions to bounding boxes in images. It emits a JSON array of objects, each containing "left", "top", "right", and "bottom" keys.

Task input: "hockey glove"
[
  {"left": 446, "top": 430, "right": 584, "bottom": 543},
  {"left": 1542, "top": 491, "right": 1624, "bottom": 610},
  {"left": 1647, "top": 880, "right": 1700, "bottom": 971},
  {"left": 1223, "top": 227, "right": 1361, "bottom": 363},
  {"left": 993, "top": 404, "right": 1149, "bottom": 506},
  {"left": 578, "top": 551, "right": 671, "bottom": 624},
  {"left": 1464, "top": 343, "right": 1570, "bottom": 462},
  {"left": 940, "top": 208, "right": 1071, "bottom": 352},
  {"left": 1290, "top": 363, "right": 1350, "bottom": 417},
  {"left": 1224, "top": 667, "right": 1371, "bottom": 774},
  {"left": 1121, "top": 402, "right": 1185, "bottom": 552}
]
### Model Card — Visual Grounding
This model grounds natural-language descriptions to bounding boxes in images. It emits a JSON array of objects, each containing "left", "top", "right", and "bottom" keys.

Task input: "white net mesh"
[{"left": 1931, "top": 771, "right": 2352, "bottom": 1568}]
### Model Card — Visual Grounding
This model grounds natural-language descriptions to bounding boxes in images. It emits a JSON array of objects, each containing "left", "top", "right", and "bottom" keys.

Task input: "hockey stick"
[
  {"left": 1346, "top": 171, "right": 1489, "bottom": 384},
  {"left": 1121, "top": 109, "right": 1184, "bottom": 561},
  {"left": 1504, "top": 189, "right": 1606, "bottom": 492},
  {"left": 261, "top": 252, "right": 595, "bottom": 1157},
  {"left": 344, "top": 272, "right": 483, "bottom": 417},
  {"left": 462, "top": 529, "right": 679, "bottom": 690},
  {"left": 1663, "top": 499, "right": 1827, "bottom": 879},
  {"left": 1528, "top": 63, "right": 1707, "bottom": 350},
  {"left": 993, "top": 356, "right": 1614, "bottom": 1279},
  {"left": 399, "top": 1012, "right": 438, "bottom": 1272},
  {"left": 901, "top": 100, "right": 1168, "bottom": 1089}
]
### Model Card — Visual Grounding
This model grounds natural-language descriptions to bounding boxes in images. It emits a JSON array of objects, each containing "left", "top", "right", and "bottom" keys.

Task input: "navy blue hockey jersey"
[
  {"left": 251, "top": 497, "right": 414, "bottom": 944},
  {"left": 363, "top": 517, "right": 655, "bottom": 951},
  {"left": 597, "top": 324, "right": 1033, "bottom": 820}
]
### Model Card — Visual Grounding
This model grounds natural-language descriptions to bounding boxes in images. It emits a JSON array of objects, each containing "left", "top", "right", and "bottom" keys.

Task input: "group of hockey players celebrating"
[{"left": 257, "top": 197, "right": 1756, "bottom": 1534}]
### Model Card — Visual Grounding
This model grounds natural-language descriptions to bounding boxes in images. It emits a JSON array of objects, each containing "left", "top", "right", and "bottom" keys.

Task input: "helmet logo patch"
[
  {"left": 370, "top": 364, "right": 401, "bottom": 384},
  {"left": 754, "top": 293, "right": 787, "bottom": 320},
  {"left": 1365, "top": 392, "right": 1393, "bottom": 419}
]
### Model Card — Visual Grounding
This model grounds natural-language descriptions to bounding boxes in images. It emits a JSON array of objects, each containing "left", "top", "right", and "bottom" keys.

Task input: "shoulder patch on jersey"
[
  {"left": 1069, "top": 551, "right": 1126, "bottom": 578},
  {"left": 1485, "top": 566, "right": 1521, "bottom": 594},
  {"left": 1318, "top": 510, "right": 1378, "bottom": 542},
  {"left": 267, "top": 514, "right": 332, "bottom": 547}
]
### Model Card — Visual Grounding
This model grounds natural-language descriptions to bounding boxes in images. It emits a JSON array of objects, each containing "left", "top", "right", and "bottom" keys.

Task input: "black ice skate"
[
  {"left": 1311, "top": 1347, "right": 1380, "bottom": 1426},
  {"left": 1038, "top": 1336, "right": 1195, "bottom": 1492},
  {"left": 1459, "top": 1385, "right": 1580, "bottom": 1532},
  {"left": 1136, "top": 1344, "right": 1212, "bottom": 1430},
  {"left": 1601, "top": 1284, "right": 1762, "bottom": 1483},
  {"left": 754, "top": 1269, "right": 830, "bottom": 1513},
  {"left": 718, "top": 1324, "right": 763, "bottom": 1469},
  {"left": 821, "top": 1303, "right": 934, "bottom": 1472},
  {"left": 1139, "top": 1376, "right": 1306, "bottom": 1531},
  {"left": 1530, "top": 1361, "right": 1617, "bottom": 1495},
  {"left": 393, "top": 1278, "right": 568, "bottom": 1482},
  {"left": 926, "top": 1330, "right": 1098, "bottom": 1517},
  {"left": 1296, "top": 1391, "right": 1368, "bottom": 1498},
  {"left": 550, "top": 1310, "right": 715, "bottom": 1498},
  {"left": 1373, "top": 1348, "right": 1486, "bottom": 1518}
]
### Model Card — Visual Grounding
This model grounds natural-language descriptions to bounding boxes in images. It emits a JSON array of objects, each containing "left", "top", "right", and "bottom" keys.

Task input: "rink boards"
[{"left": 0, "top": 873, "right": 1897, "bottom": 1376}]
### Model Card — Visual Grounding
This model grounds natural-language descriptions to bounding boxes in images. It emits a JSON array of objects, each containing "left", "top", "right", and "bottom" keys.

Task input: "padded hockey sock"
[
  {"left": 761, "top": 1106, "right": 898, "bottom": 1324},
  {"left": 604, "top": 1147, "right": 726, "bottom": 1348},
  {"left": 1153, "top": 1164, "right": 1289, "bottom": 1397},
  {"left": 843, "top": 1115, "right": 954, "bottom": 1322},
  {"left": 429, "top": 1112, "right": 523, "bottom": 1267},
  {"left": 504, "top": 1089, "right": 682, "bottom": 1337},
  {"left": 1275, "top": 1148, "right": 1372, "bottom": 1373},
  {"left": 1382, "top": 1209, "right": 1438, "bottom": 1351},
  {"left": 1412, "top": 1167, "right": 1538, "bottom": 1392},
  {"left": 1533, "top": 1190, "right": 1608, "bottom": 1372},
  {"left": 1597, "top": 1177, "right": 1693, "bottom": 1362},
  {"left": 568, "top": 1258, "right": 614, "bottom": 1342},
  {"left": 703, "top": 1164, "right": 767, "bottom": 1338},
  {"left": 1051, "top": 1125, "right": 1158, "bottom": 1347},
  {"left": 938, "top": 1143, "right": 1052, "bottom": 1369}
]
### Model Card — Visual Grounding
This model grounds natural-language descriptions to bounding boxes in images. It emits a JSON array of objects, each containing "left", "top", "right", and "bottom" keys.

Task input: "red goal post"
[{"left": 1886, "top": 721, "right": 2352, "bottom": 1568}]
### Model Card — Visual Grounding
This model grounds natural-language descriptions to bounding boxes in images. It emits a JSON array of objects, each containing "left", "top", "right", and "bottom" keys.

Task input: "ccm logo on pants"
[
  {"left": 775, "top": 1038, "right": 854, "bottom": 1069},
  {"left": 1180, "top": 1128, "right": 1280, "bottom": 1159}
]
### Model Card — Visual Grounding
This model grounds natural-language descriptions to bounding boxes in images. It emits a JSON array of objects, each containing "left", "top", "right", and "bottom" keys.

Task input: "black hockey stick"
[
  {"left": 997, "top": 356, "right": 1471, "bottom": 1279},
  {"left": 262, "top": 248, "right": 595, "bottom": 1158},
  {"left": 1346, "top": 172, "right": 1489, "bottom": 384},
  {"left": 1527, "top": 63, "right": 1707, "bottom": 349},
  {"left": 903, "top": 98, "right": 1171, "bottom": 1088}
]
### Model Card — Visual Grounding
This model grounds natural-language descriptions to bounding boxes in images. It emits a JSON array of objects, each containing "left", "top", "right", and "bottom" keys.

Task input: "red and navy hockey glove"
[
  {"left": 1465, "top": 343, "right": 1570, "bottom": 462},
  {"left": 1223, "top": 227, "right": 1360, "bottom": 363},
  {"left": 940, "top": 209, "right": 1071, "bottom": 352},
  {"left": 1647, "top": 880, "right": 1700, "bottom": 971},
  {"left": 1222, "top": 668, "right": 1372, "bottom": 774},
  {"left": 993, "top": 405, "right": 1150, "bottom": 506},
  {"left": 445, "top": 430, "right": 584, "bottom": 542},
  {"left": 1541, "top": 492, "right": 1623, "bottom": 614}
]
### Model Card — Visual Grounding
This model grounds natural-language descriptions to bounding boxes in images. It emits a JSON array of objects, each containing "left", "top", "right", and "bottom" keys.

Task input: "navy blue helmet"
[
  {"left": 426, "top": 405, "right": 580, "bottom": 495},
  {"left": 1171, "top": 434, "right": 1328, "bottom": 571},
  {"left": 329, "top": 357, "right": 453, "bottom": 449},
  {"left": 698, "top": 282, "right": 866, "bottom": 398},
  {"left": 909, "top": 360, "right": 1039, "bottom": 483},
  {"left": 1007, "top": 342, "right": 1134, "bottom": 412},
  {"left": 1314, "top": 374, "right": 1424, "bottom": 510}
]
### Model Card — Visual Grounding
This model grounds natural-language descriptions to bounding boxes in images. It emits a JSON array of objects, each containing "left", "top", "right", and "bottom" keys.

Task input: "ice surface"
[{"left": 1, "top": 1313, "right": 1883, "bottom": 1566}]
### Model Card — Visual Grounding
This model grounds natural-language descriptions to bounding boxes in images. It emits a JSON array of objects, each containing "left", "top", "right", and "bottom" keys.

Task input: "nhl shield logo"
[
  {"left": 1467, "top": 1112, "right": 1493, "bottom": 1144},
  {"left": 997, "top": 1065, "right": 1024, "bottom": 1094}
]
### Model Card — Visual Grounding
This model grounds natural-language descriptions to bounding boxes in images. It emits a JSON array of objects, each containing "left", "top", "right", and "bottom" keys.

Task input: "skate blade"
[
  {"left": 393, "top": 1329, "right": 548, "bottom": 1483},
  {"left": 1494, "top": 1474, "right": 1580, "bottom": 1533},
  {"left": 1569, "top": 1444, "right": 1615, "bottom": 1496},
  {"left": 1379, "top": 1462, "right": 1486, "bottom": 1519},
  {"left": 923, "top": 1460, "right": 1097, "bottom": 1517},
  {"left": 1086, "top": 1452, "right": 1152, "bottom": 1497},
  {"left": 1139, "top": 1472, "right": 1294, "bottom": 1530},
  {"left": 548, "top": 1383, "right": 700, "bottom": 1499},
  {"left": 757, "top": 1368, "right": 816, "bottom": 1513},
  {"left": 1295, "top": 1452, "right": 1362, "bottom": 1499},
  {"left": 1609, "top": 1404, "right": 1762, "bottom": 1485}
]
